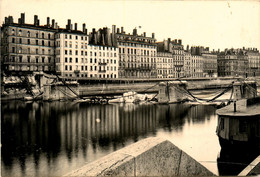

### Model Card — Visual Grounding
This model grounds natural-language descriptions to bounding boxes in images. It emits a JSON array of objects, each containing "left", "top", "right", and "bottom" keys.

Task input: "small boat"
[
  {"left": 24, "top": 96, "right": 34, "bottom": 101},
  {"left": 74, "top": 98, "right": 91, "bottom": 103}
]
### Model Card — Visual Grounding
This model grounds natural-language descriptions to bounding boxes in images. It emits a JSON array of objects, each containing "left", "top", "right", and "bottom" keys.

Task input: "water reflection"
[
  {"left": 217, "top": 147, "right": 259, "bottom": 176},
  {"left": 2, "top": 101, "right": 219, "bottom": 176}
]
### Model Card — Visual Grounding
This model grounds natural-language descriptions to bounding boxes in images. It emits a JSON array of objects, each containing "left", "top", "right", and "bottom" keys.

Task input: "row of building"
[{"left": 1, "top": 13, "right": 260, "bottom": 79}]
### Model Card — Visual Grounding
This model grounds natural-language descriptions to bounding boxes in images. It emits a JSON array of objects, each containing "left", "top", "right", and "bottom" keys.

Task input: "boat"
[
  {"left": 73, "top": 98, "right": 91, "bottom": 103},
  {"left": 216, "top": 97, "right": 260, "bottom": 150},
  {"left": 24, "top": 96, "right": 34, "bottom": 101}
]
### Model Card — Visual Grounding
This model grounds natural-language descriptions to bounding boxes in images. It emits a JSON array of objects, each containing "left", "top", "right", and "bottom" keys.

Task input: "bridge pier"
[
  {"left": 158, "top": 81, "right": 188, "bottom": 104},
  {"left": 43, "top": 82, "right": 79, "bottom": 101},
  {"left": 232, "top": 81, "right": 257, "bottom": 101}
]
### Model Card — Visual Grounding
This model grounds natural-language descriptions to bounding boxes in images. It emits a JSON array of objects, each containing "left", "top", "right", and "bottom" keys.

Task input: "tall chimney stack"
[
  {"left": 21, "top": 13, "right": 25, "bottom": 24},
  {"left": 47, "top": 17, "right": 50, "bottom": 27},
  {"left": 82, "top": 23, "right": 86, "bottom": 33},
  {"left": 34, "top": 15, "right": 38, "bottom": 26},
  {"left": 74, "top": 23, "right": 77, "bottom": 31},
  {"left": 121, "top": 27, "right": 124, "bottom": 33},
  {"left": 112, "top": 25, "right": 116, "bottom": 34},
  {"left": 152, "top": 33, "right": 155, "bottom": 38},
  {"left": 51, "top": 19, "right": 55, "bottom": 28},
  {"left": 143, "top": 32, "right": 146, "bottom": 37},
  {"left": 66, "top": 19, "right": 71, "bottom": 30}
]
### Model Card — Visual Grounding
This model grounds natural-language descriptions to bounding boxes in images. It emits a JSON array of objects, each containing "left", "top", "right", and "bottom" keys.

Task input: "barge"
[{"left": 216, "top": 97, "right": 260, "bottom": 150}]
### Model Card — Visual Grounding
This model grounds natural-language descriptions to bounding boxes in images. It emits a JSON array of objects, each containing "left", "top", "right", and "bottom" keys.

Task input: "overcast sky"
[{"left": 1, "top": 0, "right": 259, "bottom": 50}]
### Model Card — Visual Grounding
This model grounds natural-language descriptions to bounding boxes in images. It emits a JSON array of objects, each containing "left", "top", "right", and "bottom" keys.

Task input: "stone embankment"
[{"left": 64, "top": 137, "right": 215, "bottom": 176}]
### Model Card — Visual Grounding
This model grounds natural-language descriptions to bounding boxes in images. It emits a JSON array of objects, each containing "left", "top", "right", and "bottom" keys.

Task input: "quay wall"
[
  {"left": 64, "top": 137, "right": 215, "bottom": 176},
  {"left": 239, "top": 155, "right": 260, "bottom": 176}
]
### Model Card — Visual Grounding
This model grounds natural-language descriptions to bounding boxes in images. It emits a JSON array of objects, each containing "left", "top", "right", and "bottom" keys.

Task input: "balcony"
[
  {"left": 98, "top": 70, "right": 106, "bottom": 73},
  {"left": 74, "top": 70, "right": 80, "bottom": 74},
  {"left": 98, "top": 62, "right": 107, "bottom": 65}
]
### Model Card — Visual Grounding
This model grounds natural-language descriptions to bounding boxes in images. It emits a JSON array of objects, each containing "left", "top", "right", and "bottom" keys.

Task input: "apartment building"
[
  {"left": 217, "top": 49, "right": 249, "bottom": 77},
  {"left": 246, "top": 48, "right": 260, "bottom": 77},
  {"left": 157, "top": 39, "right": 184, "bottom": 78},
  {"left": 116, "top": 27, "right": 157, "bottom": 78},
  {"left": 202, "top": 53, "right": 218, "bottom": 77},
  {"left": 1, "top": 14, "right": 56, "bottom": 73},
  {"left": 157, "top": 52, "right": 174, "bottom": 78}
]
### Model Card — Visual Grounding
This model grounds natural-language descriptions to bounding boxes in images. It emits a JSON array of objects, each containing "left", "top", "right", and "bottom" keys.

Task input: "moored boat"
[{"left": 216, "top": 97, "right": 260, "bottom": 150}]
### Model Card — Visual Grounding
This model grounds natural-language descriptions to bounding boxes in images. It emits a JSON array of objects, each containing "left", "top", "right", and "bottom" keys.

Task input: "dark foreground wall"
[{"left": 64, "top": 137, "right": 215, "bottom": 176}]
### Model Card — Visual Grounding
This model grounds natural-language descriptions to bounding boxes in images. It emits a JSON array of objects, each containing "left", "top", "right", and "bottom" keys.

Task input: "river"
[{"left": 0, "top": 99, "right": 256, "bottom": 176}]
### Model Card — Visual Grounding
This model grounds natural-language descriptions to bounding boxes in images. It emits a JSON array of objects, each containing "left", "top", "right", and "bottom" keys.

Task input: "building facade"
[
  {"left": 217, "top": 49, "right": 249, "bottom": 77},
  {"left": 116, "top": 28, "right": 157, "bottom": 78},
  {"left": 157, "top": 39, "right": 184, "bottom": 78},
  {"left": 1, "top": 14, "right": 56, "bottom": 74},
  {"left": 202, "top": 53, "right": 218, "bottom": 77},
  {"left": 156, "top": 52, "right": 174, "bottom": 78}
]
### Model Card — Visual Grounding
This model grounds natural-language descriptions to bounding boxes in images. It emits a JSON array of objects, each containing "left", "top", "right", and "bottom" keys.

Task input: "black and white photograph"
[{"left": 1, "top": 0, "right": 260, "bottom": 176}]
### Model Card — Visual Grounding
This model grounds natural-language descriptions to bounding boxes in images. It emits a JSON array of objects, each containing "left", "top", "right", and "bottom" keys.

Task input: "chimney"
[
  {"left": 152, "top": 33, "right": 155, "bottom": 38},
  {"left": 21, "top": 13, "right": 25, "bottom": 24},
  {"left": 37, "top": 19, "right": 40, "bottom": 26},
  {"left": 178, "top": 39, "right": 182, "bottom": 45},
  {"left": 174, "top": 39, "right": 177, "bottom": 44},
  {"left": 34, "top": 15, "right": 38, "bottom": 26},
  {"left": 117, "top": 28, "right": 120, "bottom": 33},
  {"left": 67, "top": 19, "right": 71, "bottom": 30},
  {"left": 143, "top": 32, "right": 146, "bottom": 37},
  {"left": 112, "top": 25, "right": 116, "bottom": 34},
  {"left": 51, "top": 19, "right": 55, "bottom": 28},
  {"left": 47, "top": 17, "right": 50, "bottom": 27},
  {"left": 186, "top": 45, "right": 189, "bottom": 51},
  {"left": 18, "top": 18, "right": 21, "bottom": 24},
  {"left": 133, "top": 28, "right": 137, "bottom": 36},
  {"left": 82, "top": 23, "right": 86, "bottom": 33},
  {"left": 74, "top": 23, "right": 77, "bottom": 31},
  {"left": 121, "top": 27, "right": 124, "bottom": 33},
  {"left": 55, "top": 22, "right": 58, "bottom": 29}
]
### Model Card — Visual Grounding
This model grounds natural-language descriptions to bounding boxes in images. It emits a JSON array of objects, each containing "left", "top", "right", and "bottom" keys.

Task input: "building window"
[
  {"left": 69, "top": 58, "right": 72, "bottom": 63},
  {"left": 18, "top": 47, "right": 22, "bottom": 53},
  {"left": 48, "top": 41, "right": 51, "bottom": 47},
  {"left": 42, "top": 49, "right": 45, "bottom": 54},
  {"left": 27, "top": 39, "right": 30, "bottom": 44},
  {"left": 12, "top": 47, "right": 15, "bottom": 53},
  {"left": 65, "top": 57, "right": 68, "bottom": 62},
  {"left": 69, "top": 35, "right": 72, "bottom": 39},
  {"left": 36, "top": 58, "right": 39, "bottom": 63},
  {"left": 18, "top": 30, "right": 22, "bottom": 36},
  {"left": 12, "top": 38, "right": 15, "bottom": 43},
  {"left": 85, "top": 66, "right": 87, "bottom": 70},
  {"left": 48, "top": 57, "right": 51, "bottom": 63},
  {"left": 19, "top": 56, "right": 22, "bottom": 62},
  {"left": 65, "top": 34, "right": 67, "bottom": 39},
  {"left": 28, "top": 48, "right": 30, "bottom": 54},
  {"left": 42, "top": 40, "right": 44, "bottom": 46},
  {"left": 19, "top": 38, "right": 22, "bottom": 44},
  {"left": 65, "top": 50, "right": 67, "bottom": 55},
  {"left": 65, "top": 41, "right": 67, "bottom": 47},
  {"left": 27, "top": 56, "right": 30, "bottom": 62},
  {"left": 48, "top": 33, "right": 51, "bottom": 39},
  {"left": 75, "top": 58, "right": 78, "bottom": 63},
  {"left": 42, "top": 57, "right": 45, "bottom": 63},
  {"left": 69, "top": 50, "right": 72, "bottom": 55},
  {"left": 42, "top": 33, "right": 44, "bottom": 39},
  {"left": 36, "top": 49, "right": 39, "bottom": 54},
  {"left": 69, "top": 65, "right": 72, "bottom": 70},
  {"left": 75, "top": 36, "right": 78, "bottom": 40},
  {"left": 65, "top": 65, "right": 68, "bottom": 70},
  {"left": 36, "top": 40, "right": 38, "bottom": 45},
  {"left": 36, "top": 33, "right": 38, "bottom": 38},
  {"left": 75, "top": 50, "right": 78, "bottom": 55},
  {"left": 12, "top": 29, "right": 15, "bottom": 35}
]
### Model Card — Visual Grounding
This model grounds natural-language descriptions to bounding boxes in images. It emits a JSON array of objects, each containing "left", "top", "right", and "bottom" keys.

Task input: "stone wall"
[{"left": 64, "top": 137, "right": 215, "bottom": 176}]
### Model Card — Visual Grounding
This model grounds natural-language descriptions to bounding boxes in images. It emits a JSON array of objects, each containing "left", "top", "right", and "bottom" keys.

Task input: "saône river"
[{"left": 1, "top": 100, "right": 256, "bottom": 176}]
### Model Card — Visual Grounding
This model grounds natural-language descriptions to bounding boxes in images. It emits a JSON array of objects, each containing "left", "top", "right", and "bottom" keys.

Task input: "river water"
[{"left": 1, "top": 98, "right": 257, "bottom": 176}]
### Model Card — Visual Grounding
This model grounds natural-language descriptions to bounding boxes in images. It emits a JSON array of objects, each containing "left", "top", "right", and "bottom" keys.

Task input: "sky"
[{"left": 1, "top": 0, "right": 259, "bottom": 51}]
